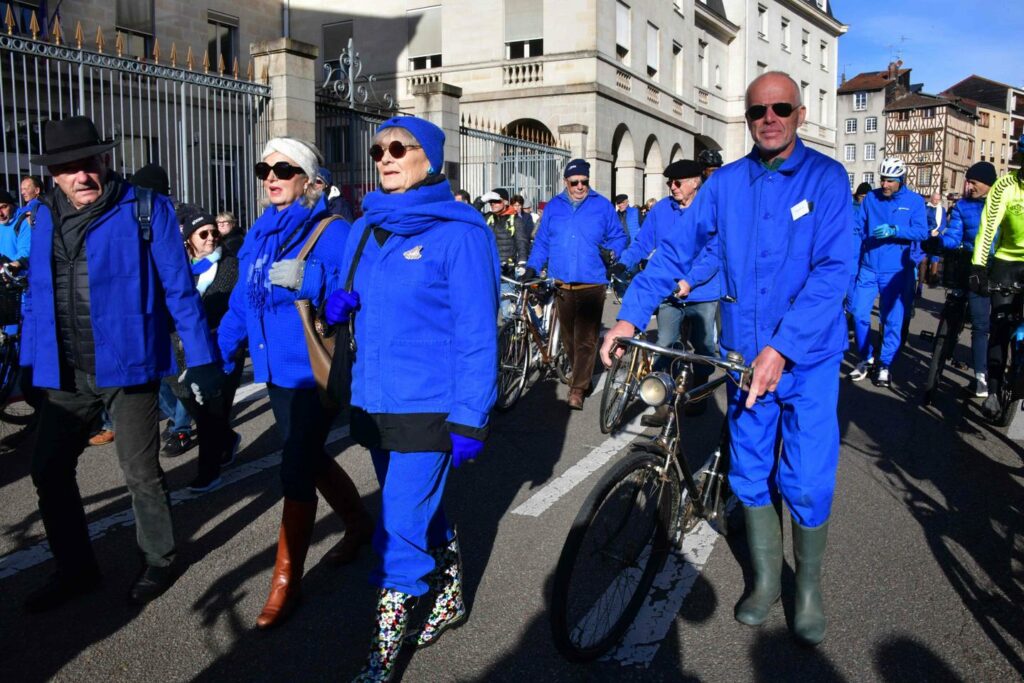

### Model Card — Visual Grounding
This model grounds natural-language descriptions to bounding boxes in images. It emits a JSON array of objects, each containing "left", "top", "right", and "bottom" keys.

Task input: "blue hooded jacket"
[
  {"left": 856, "top": 185, "right": 929, "bottom": 273},
  {"left": 941, "top": 197, "right": 985, "bottom": 252},
  {"left": 21, "top": 187, "right": 216, "bottom": 388},
  {"left": 619, "top": 138, "right": 855, "bottom": 367},
  {"left": 618, "top": 195, "right": 720, "bottom": 303},
  {"left": 527, "top": 189, "right": 627, "bottom": 284},
  {"left": 0, "top": 207, "right": 31, "bottom": 262}
]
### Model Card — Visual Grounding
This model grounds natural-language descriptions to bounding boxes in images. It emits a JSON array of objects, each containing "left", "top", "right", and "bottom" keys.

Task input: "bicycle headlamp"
[{"left": 639, "top": 372, "right": 675, "bottom": 407}]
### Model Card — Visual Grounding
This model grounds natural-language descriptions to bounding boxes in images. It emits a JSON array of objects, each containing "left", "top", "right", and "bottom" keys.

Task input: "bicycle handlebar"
[
  {"left": 500, "top": 275, "right": 555, "bottom": 289},
  {"left": 611, "top": 336, "right": 753, "bottom": 377}
]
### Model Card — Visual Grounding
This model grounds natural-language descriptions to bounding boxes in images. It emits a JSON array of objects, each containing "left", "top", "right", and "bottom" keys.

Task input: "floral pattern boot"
[
  {"left": 408, "top": 535, "right": 467, "bottom": 648},
  {"left": 353, "top": 588, "right": 415, "bottom": 683}
]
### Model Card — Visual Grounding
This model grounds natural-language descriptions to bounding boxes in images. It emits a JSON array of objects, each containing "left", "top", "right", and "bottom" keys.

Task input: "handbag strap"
[
  {"left": 344, "top": 225, "right": 374, "bottom": 292},
  {"left": 295, "top": 215, "right": 342, "bottom": 263}
]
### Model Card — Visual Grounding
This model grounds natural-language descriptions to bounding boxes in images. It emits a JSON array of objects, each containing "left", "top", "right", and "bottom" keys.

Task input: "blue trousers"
[
  {"left": 967, "top": 292, "right": 991, "bottom": 375},
  {"left": 655, "top": 300, "right": 718, "bottom": 382},
  {"left": 727, "top": 355, "right": 841, "bottom": 527},
  {"left": 158, "top": 381, "right": 192, "bottom": 434},
  {"left": 852, "top": 267, "right": 911, "bottom": 367},
  {"left": 369, "top": 448, "right": 453, "bottom": 597}
]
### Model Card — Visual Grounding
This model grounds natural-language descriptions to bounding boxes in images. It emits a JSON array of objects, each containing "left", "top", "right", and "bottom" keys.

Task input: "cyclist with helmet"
[
  {"left": 970, "top": 139, "right": 1024, "bottom": 419},
  {"left": 849, "top": 157, "right": 929, "bottom": 387},
  {"left": 698, "top": 148, "right": 724, "bottom": 180}
]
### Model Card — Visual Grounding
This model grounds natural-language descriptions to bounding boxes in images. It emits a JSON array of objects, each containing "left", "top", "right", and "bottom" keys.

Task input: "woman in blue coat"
[
  {"left": 216, "top": 137, "right": 373, "bottom": 630},
  {"left": 318, "top": 116, "right": 499, "bottom": 682}
]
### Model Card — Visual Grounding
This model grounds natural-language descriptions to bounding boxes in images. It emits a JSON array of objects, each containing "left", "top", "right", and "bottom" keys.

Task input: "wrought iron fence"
[
  {"left": 460, "top": 126, "right": 570, "bottom": 209},
  {"left": 0, "top": 19, "right": 271, "bottom": 226},
  {"left": 314, "top": 98, "right": 390, "bottom": 212}
]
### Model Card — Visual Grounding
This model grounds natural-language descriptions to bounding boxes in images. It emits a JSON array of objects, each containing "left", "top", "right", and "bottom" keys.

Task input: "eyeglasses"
[
  {"left": 567, "top": 179, "right": 590, "bottom": 188},
  {"left": 666, "top": 179, "right": 692, "bottom": 189},
  {"left": 255, "top": 161, "right": 306, "bottom": 180},
  {"left": 369, "top": 141, "right": 423, "bottom": 162},
  {"left": 194, "top": 229, "right": 216, "bottom": 241},
  {"left": 745, "top": 102, "right": 798, "bottom": 121}
]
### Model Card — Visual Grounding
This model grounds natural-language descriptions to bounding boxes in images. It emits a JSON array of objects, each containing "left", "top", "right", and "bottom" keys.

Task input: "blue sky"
[{"left": 832, "top": 0, "right": 1024, "bottom": 93}]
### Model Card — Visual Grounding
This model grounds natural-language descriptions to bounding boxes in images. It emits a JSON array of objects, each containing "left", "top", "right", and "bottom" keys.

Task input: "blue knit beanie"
[
  {"left": 564, "top": 158, "right": 590, "bottom": 178},
  {"left": 376, "top": 116, "right": 445, "bottom": 174}
]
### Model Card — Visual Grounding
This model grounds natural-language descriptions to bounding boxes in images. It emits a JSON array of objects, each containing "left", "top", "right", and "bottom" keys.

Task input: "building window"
[
  {"left": 864, "top": 143, "right": 876, "bottom": 161},
  {"left": 922, "top": 107, "right": 936, "bottom": 119},
  {"left": 919, "top": 166, "right": 932, "bottom": 187},
  {"left": 968, "top": 139, "right": 974, "bottom": 158},
  {"left": 116, "top": 0, "right": 153, "bottom": 60},
  {"left": 781, "top": 18, "right": 790, "bottom": 51},
  {"left": 207, "top": 11, "right": 238, "bottom": 73},
  {"left": 673, "top": 42, "right": 684, "bottom": 94},
  {"left": 862, "top": 172, "right": 875, "bottom": 186},
  {"left": 616, "top": 1, "right": 631, "bottom": 63},
  {"left": 865, "top": 116, "right": 878, "bottom": 132},
  {"left": 894, "top": 134, "right": 910, "bottom": 152},
  {"left": 921, "top": 132, "right": 935, "bottom": 152},
  {"left": 506, "top": 0, "right": 543, "bottom": 59},
  {"left": 844, "top": 144, "right": 856, "bottom": 161},
  {"left": 1004, "top": 118, "right": 1009, "bottom": 135},
  {"left": 979, "top": 111, "right": 990, "bottom": 127},
  {"left": 953, "top": 135, "right": 960, "bottom": 155},
  {"left": 801, "top": 29, "right": 810, "bottom": 62},
  {"left": 757, "top": 5, "right": 767, "bottom": 40},
  {"left": 854, "top": 92, "right": 867, "bottom": 111},
  {"left": 895, "top": 110, "right": 910, "bottom": 121},
  {"left": 845, "top": 118, "right": 857, "bottom": 134},
  {"left": 646, "top": 22, "right": 659, "bottom": 79},
  {"left": 698, "top": 40, "right": 708, "bottom": 88},
  {"left": 407, "top": 5, "right": 442, "bottom": 70},
  {"left": 820, "top": 41, "right": 828, "bottom": 71},
  {"left": 991, "top": 140, "right": 996, "bottom": 156},
  {"left": 819, "top": 90, "right": 827, "bottom": 124},
  {"left": 10, "top": 0, "right": 45, "bottom": 36},
  {"left": 322, "top": 20, "right": 353, "bottom": 78},
  {"left": 848, "top": 172, "right": 855, "bottom": 190},
  {"left": 800, "top": 81, "right": 810, "bottom": 113}
]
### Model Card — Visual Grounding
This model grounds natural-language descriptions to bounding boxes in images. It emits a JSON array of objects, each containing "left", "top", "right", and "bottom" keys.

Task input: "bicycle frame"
[{"left": 502, "top": 275, "right": 563, "bottom": 368}]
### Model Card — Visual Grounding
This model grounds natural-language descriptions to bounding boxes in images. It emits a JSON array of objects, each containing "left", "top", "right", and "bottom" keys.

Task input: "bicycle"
[
  {"left": 598, "top": 334, "right": 655, "bottom": 434},
  {"left": 0, "top": 265, "right": 33, "bottom": 427},
  {"left": 495, "top": 275, "right": 571, "bottom": 411},
  {"left": 920, "top": 247, "right": 972, "bottom": 406},
  {"left": 550, "top": 337, "right": 751, "bottom": 662},
  {"left": 987, "top": 279, "right": 1024, "bottom": 428}
]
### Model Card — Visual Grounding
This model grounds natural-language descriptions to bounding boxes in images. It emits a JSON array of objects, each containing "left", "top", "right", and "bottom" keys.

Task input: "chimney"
[
  {"left": 887, "top": 61, "right": 898, "bottom": 80},
  {"left": 840, "top": 71, "right": 846, "bottom": 86}
]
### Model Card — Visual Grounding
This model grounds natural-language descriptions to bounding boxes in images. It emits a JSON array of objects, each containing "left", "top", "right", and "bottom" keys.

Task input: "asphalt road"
[{"left": 1, "top": 285, "right": 1022, "bottom": 682}]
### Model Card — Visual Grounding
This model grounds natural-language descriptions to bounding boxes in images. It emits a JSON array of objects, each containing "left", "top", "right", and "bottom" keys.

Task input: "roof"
[
  {"left": 943, "top": 75, "right": 1014, "bottom": 112},
  {"left": 703, "top": 0, "right": 729, "bottom": 22},
  {"left": 838, "top": 69, "right": 910, "bottom": 94},
  {"left": 884, "top": 92, "right": 977, "bottom": 117},
  {"left": 807, "top": 0, "right": 836, "bottom": 20}
]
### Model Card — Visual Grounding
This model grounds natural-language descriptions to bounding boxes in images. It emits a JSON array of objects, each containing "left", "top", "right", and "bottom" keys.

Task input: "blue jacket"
[
  {"left": 527, "top": 189, "right": 627, "bottom": 284},
  {"left": 618, "top": 196, "right": 720, "bottom": 303},
  {"left": 856, "top": 185, "right": 929, "bottom": 273},
  {"left": 218, "top": 195, "right": 350, "bottom": 388},
  {"left": 619, "top": 138, "right": 855, "bottom": 367},
  {"left": 21, "top": 187, "right": 216, "bottom": 388},
  {"left": 332, "top": 185, "right": 499, "bottom": 433},
  {"left": 0, "top": 208, "right": 31, "bottom": 262},
  {"left": 941, "top": 197, "right": 985, "bottom": 252},
  {"left": 620, "top": 206, "right": 642, "bottom": 245}
]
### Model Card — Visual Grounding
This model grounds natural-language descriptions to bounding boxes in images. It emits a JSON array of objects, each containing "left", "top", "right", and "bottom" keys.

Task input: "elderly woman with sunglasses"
[
  {"left": 302, "top": 116, "right": 498, "bottom": 681},
  {"left": 522, "top": 159, "right": 628, "bottom": 409},
  {"left": 216, "top": 138, "right": 374, "bottom": 630}
]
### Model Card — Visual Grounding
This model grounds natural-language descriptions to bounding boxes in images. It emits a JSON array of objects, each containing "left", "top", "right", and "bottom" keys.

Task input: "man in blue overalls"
[{"left": 601, "top": 72, "right": 854, "bottom": 646}]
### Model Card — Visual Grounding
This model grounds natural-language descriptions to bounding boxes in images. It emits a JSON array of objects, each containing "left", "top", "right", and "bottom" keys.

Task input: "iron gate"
[{"left": 460, "top": 127, "right": 570, "bottom": 208}]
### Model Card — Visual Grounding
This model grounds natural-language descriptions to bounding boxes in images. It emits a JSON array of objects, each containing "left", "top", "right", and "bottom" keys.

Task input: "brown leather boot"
[
  {"left": 568, "top": 388, "right": 585, "bottom": 410},
  {"left": 256, "top": 498, "right": 317, "bottom": 629},
  {"left": 315, "top": 459, "right": 374, "bottom": 566}
]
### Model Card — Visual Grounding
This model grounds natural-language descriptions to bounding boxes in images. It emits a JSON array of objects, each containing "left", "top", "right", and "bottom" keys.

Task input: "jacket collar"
[{"left": 746, "top": 137, "right": 808, "bottom": 184}]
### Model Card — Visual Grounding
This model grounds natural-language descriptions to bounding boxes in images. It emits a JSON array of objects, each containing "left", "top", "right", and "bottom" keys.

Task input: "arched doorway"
[
  {"left": 611, "top": 123, "right": 639, "bottom": 203},
  {"left": 693, "top": 135, "right": 723, "bottom": 163},
  {"left": 642, "top": 135, "right": 664, "bottom": 202},
  {"left": 503, "top": 118, "right": 557, "bottom": 146}
]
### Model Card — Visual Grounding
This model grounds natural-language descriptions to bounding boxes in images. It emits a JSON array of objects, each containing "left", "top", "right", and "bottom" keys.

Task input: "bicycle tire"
[
  {"left": 554, "top": 340, "right": 573, "bottom": 385},
  {"left": 997, "top": 357, "right": 1021, "bottom": 428},
  {"left": 599, "top": 350, "right": 633, "bottom": 434},
  {"left": 0, "top": 335, "right": 20, "bottom": 406},
  {"left": 495, "top": 319, "right": 530, "bottom": 412},
  {"left": 550, "top": 450, "right": 680, "bottom": 662},
  {"left": 922, "top": 314, "right": 954, "bottom": 405}
]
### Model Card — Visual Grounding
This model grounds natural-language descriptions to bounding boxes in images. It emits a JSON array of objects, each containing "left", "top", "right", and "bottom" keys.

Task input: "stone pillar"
[
  {"left": 413, "top": 82, "right": 463, "bottom": 188},
  {"left": 558, "top": 124, "right": 589, "bottom": 161},
  {"left": 250, "top": 38, "right": 318, "bottom": 142},
  {"left": 615, "top": 162, "right": 644, "bottom": 206},
  {"left": 644, "top": 170, "right": 667, "bottom": 202}
]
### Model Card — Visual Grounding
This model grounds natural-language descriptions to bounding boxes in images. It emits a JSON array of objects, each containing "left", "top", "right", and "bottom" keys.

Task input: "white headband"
[{"left": 261, "top": 137, "right": 323, "bottom": 181}]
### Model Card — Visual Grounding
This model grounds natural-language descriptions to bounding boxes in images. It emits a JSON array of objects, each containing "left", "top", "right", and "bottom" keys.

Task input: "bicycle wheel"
[
  {"left": 551, "top": 450, "right": 680, "bottom": 662},
  {"left": 495, "top": 319, "right": 530, "bottom": 411},
  {"left": 922, "top": 312, "right": 956, "bottom": 406},
  {"left": 599, "top": 349, "right": 637, "bottom": 434},
  {"left": 0, "top": 334, "right": 19, "bottom": 406},
  {"left": 997, "top": 351, "right": 1022, "bottom": 428}
]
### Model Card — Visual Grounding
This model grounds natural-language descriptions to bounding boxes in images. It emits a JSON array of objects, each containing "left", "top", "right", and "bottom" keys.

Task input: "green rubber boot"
[
  {"left": 791, "top": 518, "right": 829, "bottom": 646},
  {"left": 734, "top": 503, "right": 783, "bottom": 626}
]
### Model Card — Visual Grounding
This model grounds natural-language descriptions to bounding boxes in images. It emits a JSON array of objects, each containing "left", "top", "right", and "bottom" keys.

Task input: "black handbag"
[{"left": 326, "top": 225, "right": 373, "bottom": 410}]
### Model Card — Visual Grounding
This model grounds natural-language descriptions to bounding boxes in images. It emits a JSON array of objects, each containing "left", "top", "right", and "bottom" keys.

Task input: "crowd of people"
[{"left": 3, "top": 65, "right": 1024, "bottom": 681}]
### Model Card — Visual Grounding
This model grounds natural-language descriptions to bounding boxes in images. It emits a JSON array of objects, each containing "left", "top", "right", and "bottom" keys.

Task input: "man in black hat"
[
  {"left": 610, "top": 159, "right": 717, "bottom": 423},
  {"left": 21, "top": 115, "right": 221, "bottom": 611},
  {"left": 614, "top": 194, "right": 642, "bottom": 247}
]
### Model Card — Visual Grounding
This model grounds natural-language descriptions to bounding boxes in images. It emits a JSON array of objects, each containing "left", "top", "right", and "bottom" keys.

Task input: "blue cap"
[
  {"left": 376, "top": 116, "right": 445, "bottom": 174},
  {"left": 564, "top": 158, "right": 590, "bottom": 178},
  {"left": 316, "top": 166, "right": 333, "bottom": 185}
]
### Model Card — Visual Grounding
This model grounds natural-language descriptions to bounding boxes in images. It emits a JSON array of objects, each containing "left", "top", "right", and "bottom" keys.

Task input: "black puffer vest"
[{"left": 52, "top": 229, "right": 95, "bottom": 373}]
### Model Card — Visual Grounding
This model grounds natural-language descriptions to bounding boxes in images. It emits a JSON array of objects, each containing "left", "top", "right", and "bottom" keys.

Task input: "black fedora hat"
[{"left": 30, "top": 115, "right": 117, "bottom": 167}]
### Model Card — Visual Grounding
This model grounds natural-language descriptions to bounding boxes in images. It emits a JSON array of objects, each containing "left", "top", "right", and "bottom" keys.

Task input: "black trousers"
[
  {"left": 31, "top": 369, "right": 173, "bottom": 575},
  {"left": 266, "top": 385, "right": 334, "bottom": 502},
  {"left": 177, "top": 362, "right": 243, "bottom": 481}
]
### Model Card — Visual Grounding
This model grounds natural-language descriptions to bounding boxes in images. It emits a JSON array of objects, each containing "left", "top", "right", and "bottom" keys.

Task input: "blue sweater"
[{"left": 527, "top": 189, "right": 627, "bottom": 284}]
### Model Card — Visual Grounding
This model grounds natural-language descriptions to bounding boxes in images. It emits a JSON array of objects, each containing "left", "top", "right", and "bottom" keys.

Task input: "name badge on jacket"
[{"left": 403, "top": 245, "right": 424, "bottom": 260}]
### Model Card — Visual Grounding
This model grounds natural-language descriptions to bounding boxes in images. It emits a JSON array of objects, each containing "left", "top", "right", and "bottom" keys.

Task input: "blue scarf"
[
  {"left": 361, "top": 177, "right": 486, "bottom": 236},
  {"left": 243, "top": 195, "right": 327, "bottom": 313}
]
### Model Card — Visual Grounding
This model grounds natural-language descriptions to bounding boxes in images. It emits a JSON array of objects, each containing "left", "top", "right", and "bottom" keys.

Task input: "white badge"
[
  {"left": 403, "top": 245, "right": 424, "bottom": 260},
  {"left": 790, "top": 199, "right": 810, "bottom": 221}
]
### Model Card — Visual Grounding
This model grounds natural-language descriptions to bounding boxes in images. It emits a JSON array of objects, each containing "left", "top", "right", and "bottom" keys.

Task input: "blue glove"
[
  {"left": 450, "top": 433, "right": 484, "bottom": 468},
  {"left": 872, "top": 224, "right": 898, "bottom": 239},
  {"left": 325, "top": 289, "right": 360, "bottom": 325},
  {"left": 1013, "top": 324, "right": 1024, "bottom": 344}
]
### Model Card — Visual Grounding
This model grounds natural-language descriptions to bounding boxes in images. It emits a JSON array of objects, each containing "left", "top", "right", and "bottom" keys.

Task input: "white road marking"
[
  {"left": 233, "top": 381, "right": 267, "bottom": 405},
  {"left": 0, "top": 426, "right": 350, "bottom": 581}
]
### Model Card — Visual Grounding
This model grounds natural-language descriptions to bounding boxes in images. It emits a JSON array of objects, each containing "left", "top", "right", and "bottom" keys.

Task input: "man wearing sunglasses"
[
  {"left": 524, "top": 158, "right": 627, "bottom": 409},
  {"left": 602, "top": 72, "right": 856, "bottom": 646}
]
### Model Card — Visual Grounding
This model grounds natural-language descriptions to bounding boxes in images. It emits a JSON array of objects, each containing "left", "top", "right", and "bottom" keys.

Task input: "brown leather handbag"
[{"left": 294, "top": 216, "right": 342, "bottom": 398}]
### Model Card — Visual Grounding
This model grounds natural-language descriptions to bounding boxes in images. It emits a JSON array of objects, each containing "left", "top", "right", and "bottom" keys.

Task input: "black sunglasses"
[
  {"left": 194, "top": 229, "right": 216, "bottom": 241},
  {"left": 667, "top": 179, "right": 691, "bottom": 189},
  {"left": 255, "top": 161, "right": 306, "bottom": 180},
  {"left": 568, "top": 179, "right": 590, "bottom": 188},
  {"left": 369, "top": 141, "right": 423, "bottom": 162},
  {"left": 745, "top": 102, "right": 798, "bottom": 121}
]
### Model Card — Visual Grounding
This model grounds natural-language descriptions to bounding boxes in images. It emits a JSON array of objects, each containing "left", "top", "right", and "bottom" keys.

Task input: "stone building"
[
  {"left": 884, "top": 92, "right": 977, "bottom": 197},
  {"left": 942, "top": 75, "right": 1024, "bottom": 174},
  {"left": 835, "top": 62, "right": 911, "bottom": 191}
]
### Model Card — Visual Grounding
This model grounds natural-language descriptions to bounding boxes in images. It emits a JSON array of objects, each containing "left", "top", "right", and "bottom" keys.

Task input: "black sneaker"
[
  {"left": 221, "top": 431, "right": 241, "bottom": 467},
  {"left": 188, "top": 473, "right": 223, "bottom": 494},
  {"left": 161, "top": 431, "right": 194, "bottom": 456},
  {"left": 24, "top": 570, "right": 102, "bottom": 613},
  {"left": 129, "top": 564, "right": 177, "bottom": 605}
]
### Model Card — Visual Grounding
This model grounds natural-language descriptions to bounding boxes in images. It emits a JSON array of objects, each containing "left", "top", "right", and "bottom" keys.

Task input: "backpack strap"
[
  {"left": 344, "top": 225, "right": 374, "bottom": 292},
  {"left": 134, "top": 186, "right": 154, "bottom": 241}
]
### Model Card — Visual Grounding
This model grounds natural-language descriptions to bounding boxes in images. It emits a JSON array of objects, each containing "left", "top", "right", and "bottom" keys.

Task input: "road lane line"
[{"left": 0, "top": 426, "right": 350, "bottom": 581}]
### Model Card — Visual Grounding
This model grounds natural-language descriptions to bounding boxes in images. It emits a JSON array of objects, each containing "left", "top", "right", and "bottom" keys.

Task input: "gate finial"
[
  {"left": 218, "top": 54, "right": 226, "bottom": 76},
  {"left": 186, "top": 45, "right": 194, "bottom": 71},
  {"left": 28, "top": 10, "right": 39, "bottom": 40},
  {"left": 114, "top": 31, "right": 123, "bottom": 58},
  {"left": 246, "top": 59, "right": 254, "bottom": 82},
  {"left": 95, "top": 27, "right": 105, "bottom": 54},
  {"left": 202, "top": 49, "right": 210, "bottom": 73},
  {"left": 51, "top": 15, "right": 62, "bottom": 45},
  {"left": 4, "top": 5, "right": 14, "bottom": 36},
  {"left": 233, "top": 57, "right": 239, "bottom": 80},
  {"left": 73, "top": 21, "right": 84, "bottom": 49},
  {"left": 152, "top": 38, "right": 160, "bottom": 64}
]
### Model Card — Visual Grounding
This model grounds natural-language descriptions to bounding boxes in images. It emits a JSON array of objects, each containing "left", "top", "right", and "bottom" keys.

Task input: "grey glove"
[{"left": 268, "top": 259, "right": 306, "bottom": 290}]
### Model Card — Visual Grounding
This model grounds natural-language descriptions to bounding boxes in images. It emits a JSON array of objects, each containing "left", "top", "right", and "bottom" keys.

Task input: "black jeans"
[
  {"left": 178, "top": 362, "right": 243, "bottom": 481},
  {"left": 31, "top": 369, "right": 173, "bottom": 575},
  {"left": 267, "top": 384, "right": 334, "bottom": 502}
]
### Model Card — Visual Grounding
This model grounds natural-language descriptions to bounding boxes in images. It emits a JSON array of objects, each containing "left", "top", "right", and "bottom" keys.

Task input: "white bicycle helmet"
[{"left": 878, "top": 157, "right": 906, "bottom": 179}]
